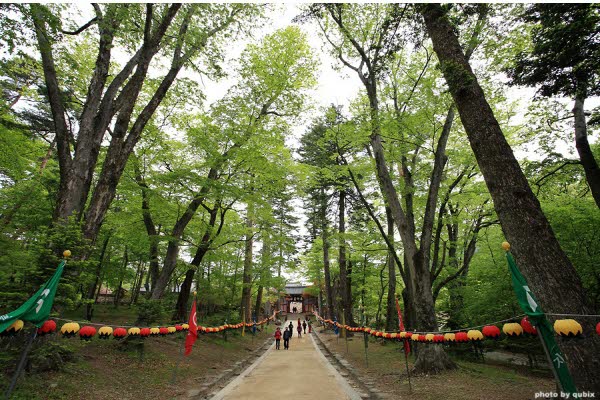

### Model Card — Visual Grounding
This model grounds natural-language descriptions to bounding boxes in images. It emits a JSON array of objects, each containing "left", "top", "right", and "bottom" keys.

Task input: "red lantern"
[
  {"left": 482, "top": 325, "right": 501, "bottom": 339},
  {"left": 520, "top": 317, "right": 537, "bottom": 335},
  {"left": 455, "top": 332, "right": 469, "bottom": 343},
  {"left": 79, "top": 326, "right": 96, "bottom": 340},
  {"left": 385, "top": 333, "right": 392, "bottom": 339},
  {"left": 113, "top": 327, "right": 127, "bottom": 339},
  {"left": 433, "top": 334, "right": 444, "bottom": 343},
  {"left": 175, "top": 324, "right": 183, "bottom": 332},
  {"left": 596, "top": 322, "right": 600, "bottom": 336},
  {"left": 159, "top": 327, "right": 169, "bottom": 336},
  {"left": 37, "top": 320, "right": 57, "bottom": 335},
  {"left": 405, "top": 332, "right": 413, "bottom": 339},
  {"left": 418, "top": 334, "right": 426, "bottom": 342},
  {"left": 140, "top": 328, "right": 151, "bottom": 338}
]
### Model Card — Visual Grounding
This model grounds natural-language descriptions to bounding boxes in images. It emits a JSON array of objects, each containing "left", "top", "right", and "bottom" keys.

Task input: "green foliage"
[{"left": 136, "top": 299, "right": 167, "bottom": 325}]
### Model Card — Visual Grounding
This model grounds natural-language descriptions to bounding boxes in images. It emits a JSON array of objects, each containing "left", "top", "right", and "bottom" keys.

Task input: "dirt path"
[{"left": 210, "top": 320, "right": 362, "bottom": 400}]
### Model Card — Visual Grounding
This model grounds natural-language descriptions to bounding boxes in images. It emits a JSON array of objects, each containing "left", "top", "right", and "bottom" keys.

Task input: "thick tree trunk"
[
  {"left": 321, "top": 188, "right": 335, "bottom": 319},
  {"left": 384, "top": 207, "right": 398, "bottom": 332},
  {"left": 240, "top": 203, "right": 254, "bottom": 322},
  {"left": 254, "top": 285, "right": 263, "bottom": 319},
  {"left": 421, "top": 4, "right": 600, "bottom": 390},
  {"left": 573, "top": 95, "right": 600, "bottom": 208},
  {"left": 337, "top": 190, "right": 352, "bottom": 325},
  {"left": 174, "top": 268, "right": 195, "bottom": 322}
]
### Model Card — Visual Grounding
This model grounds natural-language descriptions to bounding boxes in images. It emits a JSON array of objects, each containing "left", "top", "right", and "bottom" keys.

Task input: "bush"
[{"left": 136, "top": 299, "right": 166, "bottom": 325}]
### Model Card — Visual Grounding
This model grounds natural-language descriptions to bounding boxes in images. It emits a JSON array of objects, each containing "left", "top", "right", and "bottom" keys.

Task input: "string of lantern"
[
  {"left": 313, "top": 311, "right": 600, "bottom": 342},
  {"left": 0, "top": 314, "right": 278, "bottom": 340}
]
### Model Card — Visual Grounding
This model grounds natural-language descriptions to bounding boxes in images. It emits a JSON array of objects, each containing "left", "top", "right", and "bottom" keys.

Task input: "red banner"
[
  {"left": 395, "top": 298, "right": 410, "bottom": 354},
  {"left": 184, "top": 299, "right": 198, "bottom": 356}
]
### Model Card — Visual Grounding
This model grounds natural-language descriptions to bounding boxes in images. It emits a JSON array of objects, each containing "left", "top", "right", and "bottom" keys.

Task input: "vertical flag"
[
  {"left": 0, "top": 261, "right": 65, "bottom": 333},
  {"left": 184, "top": 298, "right": 198, "bottom": 356},
  {"left": 504, "top": 244, "right": 576, "bottom": 394},
  {"left": 395, "top": 298, "right": 410, "bottom": 355}
]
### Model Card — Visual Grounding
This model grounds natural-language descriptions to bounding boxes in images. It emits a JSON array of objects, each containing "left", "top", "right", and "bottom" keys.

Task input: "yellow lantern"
[
  {"left": 150, "top": 327, "right": 160, "bottom": 335},
  {"left": 444, "top": 333, "right": 456, "bottom": 342},
  {"left": 554, "top": 319, "right": 583, "bottom": 337},
  {"left": 502, "top": 323, "right": 523, "bottom": 337},
  {"left": 98, "top": 326, "right": 113, "bottom": 338},
  {"left": 2, "top": 320, "right": 24, "bottom": 336},
  {"left": 128, "top": 327, "right": 141, "bottom": 336},
  {"left": 60, "top": 322, "right": 80, "bottom": 337},
  {"left": 399, "top": 331, "right": 407, "bottom": 338},
  {"left": 467, "top": 330, "right": 484, "bottom": 341},
  {"left": 168, "top": 326, "right": 177, "bottom": 334},
  {"left": 390, "top": 333, "right": 398, "bottom": 339},
  {"left": 182, "top": 323, "right": 189, "bottom": 330},
  {"left": 411, "top": 334, "right": 420, "bottom": 341},
  {"left": 425, "top": 333, "right": 434, "bottom": 342}
]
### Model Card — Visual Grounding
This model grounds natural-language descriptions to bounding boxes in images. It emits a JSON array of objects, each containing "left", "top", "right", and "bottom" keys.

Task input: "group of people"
[{"left": 274, "top": 318, "right": 310, "bottom": 350}]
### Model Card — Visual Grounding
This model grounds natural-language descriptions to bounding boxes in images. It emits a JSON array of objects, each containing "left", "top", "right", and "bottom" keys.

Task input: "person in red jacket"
[{"left": 274, "top": 327, "right": 282, "bottom": 350}]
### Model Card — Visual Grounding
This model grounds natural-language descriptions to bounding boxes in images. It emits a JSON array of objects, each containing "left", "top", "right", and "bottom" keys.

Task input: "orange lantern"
[
  {"left": 113, "top": 327, "right": 127, "bottom": 339},
  {"left": 38, "top": 320, "right": 57, "bottom": 336},
  {"left": 520, "top": 317, "right": 537, "bottom": 335},
  {"left": 79, "top": 326, "right": 96, "bottom": 340},
  {"left": 482, "top": 325, "right": 501, "bottom": 339}
]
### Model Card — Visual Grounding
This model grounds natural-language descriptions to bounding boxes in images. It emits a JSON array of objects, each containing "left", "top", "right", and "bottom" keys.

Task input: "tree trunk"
[
  {"left": 421, "top": 4, "right": 600, "bottom": 390},
  {"left": 254, "top": 285, "right": 263, "bottom": 319},
  {"left": 384, "top": 207, "right": 398, "bottom": 332},
  {"left": 321, "top": 188, "right": 334, "bottom": 319},
  {"left": 240, "top": 202, "right": 254, "bottom": 322},
  {"left": 85, "top": 233, "right": 111, "bottom": 321},
  {"left": 113, "top": 247, "right": 127, "bottom": 308},
  {"left": 337, "top": 190, "right": 352, "bottom": 326},
  {"left": 573, "top": 95, "right": 600, "bottom": 208}
]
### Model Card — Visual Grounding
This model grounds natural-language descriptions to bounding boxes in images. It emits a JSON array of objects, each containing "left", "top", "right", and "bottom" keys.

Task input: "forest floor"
[
  {"left": 1, "top": 311, "right": 271, "bottom": 399},
  {"left": 316, "top": 327, "right": 555, "bottom": 400}
]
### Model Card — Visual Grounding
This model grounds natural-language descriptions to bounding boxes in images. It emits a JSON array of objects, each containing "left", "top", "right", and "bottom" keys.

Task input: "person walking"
[
  {"left": 297, "top": 322, "right": 302, "bottom": 338},
  {"left": 288, "top": 321, "right": 293, "bottom": 336},
  {"left": 283, "top": 327, "right": 291, "bottom": 350},
  {"left": 302, "top": 320, "right": 307, "bottom": 334},
  {"left": 274, "top": 327, "right": 282, "bottom": 350}
]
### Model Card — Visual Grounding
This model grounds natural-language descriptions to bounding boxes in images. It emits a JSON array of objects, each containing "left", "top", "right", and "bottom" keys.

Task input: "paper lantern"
[
  {"left": 182, "top": 323, "right": 189, "bottom": 330},
  {"left": 418, "top": 334, "right": 426, "bottom": 342},
  {"left": 79, "top": 326, "right": 96, "bottom": 340},
  {"left": 390, "top": 333, "right": 398, "bottom": 339},
  {"left": 38, "top": 320, "right": 57, "bottom": 335},
  {"left": 128, "top": 327, "right": 141, "bottom": 336},
  {"left": 399, "top": 331, "right": 407, "bottom": 338},
  {"left": 425, "top": 333, "right": 435, "bottom": 342},
  {"left": 150, "top": 327, "right": 160, "bottom": 335},
  {"left": 482, "top": 325, "right": 501, "bottom": 339},
  {"left": 455, "top": 332, "right": 468, "bottom": 342},
  {"left": 364, "top": 327, "right": 372, "bottom": 333},
  {"left": 405, "top": 332, "right": 413, "bottom": 339},
  {"left": 444, "top": 333, "right": 455, "bottom": 342},
  {"left": 467, "top": 330, "right": 483, "bottom": 341},
  {"left": 98, "top": 326, "right": 113, "bottom": 339},
  {"left": 503, "top": 323, "right": 523, "bottom": 337},
  {"left": 140, "top": 328, "right": 151, "bottom": 338},
  {"left": 113, "top": 327, "right": 127, "bottom": 339},
  {"left": 554, "top": 319, "right": 582, "bottom": 337},
  {"left": 60, "top": 322, "right": 80, "bottom": 337},
  {"left": 520, "top": 317, "right": 537, "bottom": 335},
  {"left": 175, "top": 325, "right": 183, "bottom": 332},
  {"left": 159, "top": 327, "right": 169, "bottom": 336},
  {"left": 385, "top": 333, "right": 393, "bottom": 339},
  {"left": 411, "top": 334, "right": 420, "bottom": 342},
  {"left": 596, "top": 322, "right": 600, "bottom": 336},
  {"left": 167, "top": 326, "right": 176, "bottom": 334},
  {"left": 2, "top": 320, "right": 24, "bottom": 336},
  {"left": 433, "top": 334, "right": 444, "bottom": 343}
]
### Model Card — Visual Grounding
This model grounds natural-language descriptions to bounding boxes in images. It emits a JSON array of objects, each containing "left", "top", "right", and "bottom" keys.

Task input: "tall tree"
[
  {"left": 420, "top": 3, "right": 600, "bottom": 391},
  {"left": 506, "top": 4, "right": 600, "bottom": 208}
]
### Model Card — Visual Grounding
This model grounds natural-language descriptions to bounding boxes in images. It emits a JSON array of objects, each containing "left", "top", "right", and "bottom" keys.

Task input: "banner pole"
[
  {"left": 4, "top": 329, "right": 37, "bottom": 399},
  {"left": 170, "top": 292, "right": 196, "bottom": 385}
]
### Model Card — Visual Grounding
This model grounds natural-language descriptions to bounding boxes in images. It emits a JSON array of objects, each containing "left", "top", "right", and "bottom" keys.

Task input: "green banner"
[
  {"left": 0, "top": 261, "right": 65, "bottom": 332},
  {"left": 505, "top": 250, "right": 577, "bottom": 394}
]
